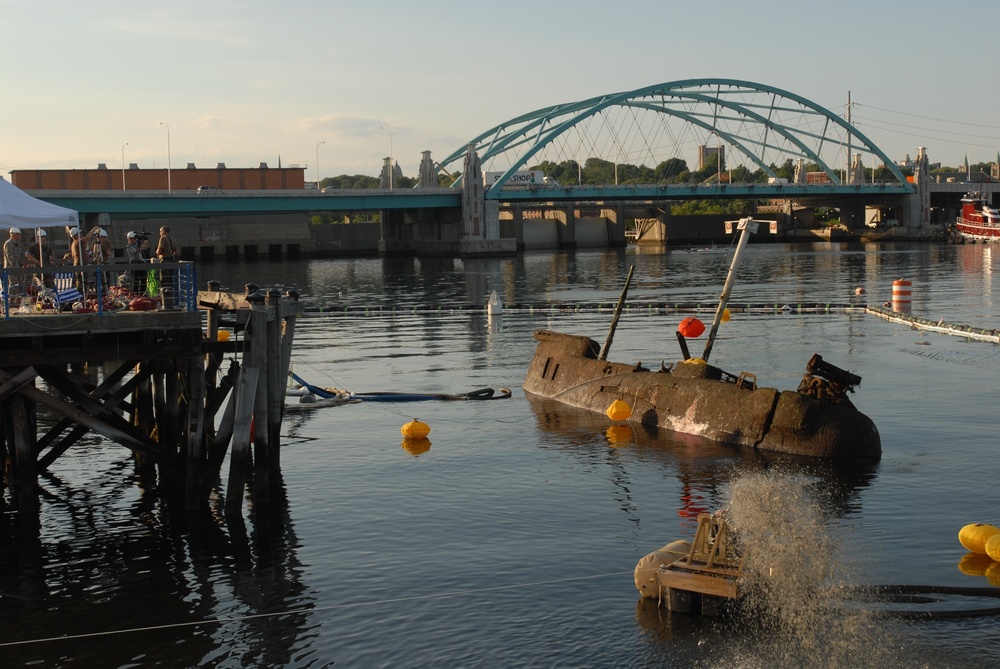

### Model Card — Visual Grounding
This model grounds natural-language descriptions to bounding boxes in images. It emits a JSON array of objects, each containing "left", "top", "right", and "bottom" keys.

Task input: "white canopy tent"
[{"left": 0, "top": 176, "right": 79, "bottom": 230}]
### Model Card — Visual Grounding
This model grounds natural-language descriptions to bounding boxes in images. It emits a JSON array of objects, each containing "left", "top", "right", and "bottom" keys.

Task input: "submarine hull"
[{"left": 522, "top": 330, "right": 880, "bottom": 459}]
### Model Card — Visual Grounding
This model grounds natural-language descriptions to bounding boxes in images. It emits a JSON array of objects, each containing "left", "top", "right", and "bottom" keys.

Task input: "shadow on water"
[{"left": 0, "top": 468, "right": 320, "bottom": 668}]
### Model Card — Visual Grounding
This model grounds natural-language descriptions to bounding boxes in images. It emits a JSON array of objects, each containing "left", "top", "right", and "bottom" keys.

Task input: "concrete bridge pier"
[
  {"left": 598, "top": 204, "right": 628, "bottom": 247},
  {"left": 550, "top": 209, "right": 577, "bottom": 250},
  {"left": 840, "top": 201, "right": 866, "bottom": 230},
  {"left": 632, "top": 208, "right": 668, "bottom": 245},
  {"left": 457, "top": 146, "right": 517, "bottom": 257}
]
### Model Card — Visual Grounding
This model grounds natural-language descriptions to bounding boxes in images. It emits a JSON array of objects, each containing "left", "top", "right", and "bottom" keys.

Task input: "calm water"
[{"left": 2, "top": 242, "right": 1000, "bottom": 668}]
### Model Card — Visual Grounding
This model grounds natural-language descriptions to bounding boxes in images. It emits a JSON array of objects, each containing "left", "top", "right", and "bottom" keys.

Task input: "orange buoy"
[
  {"left": 678, "top": 317, "right": 706, "bottom": 338},
  {"left": 891, "top": 279, "right": 912, "bottom": 313},
  {"left": 958, "top": 523, "right": 1000, "bottom": 554},
  {"left": 401, "top": 419, "right": 431, "bottom": 438},
  {"left": 987, "top": 534, "right": 1000, "bottom": 562},
  {"left": 606, "top": 399, "right": 632, "bottom": 421},
  {"left": 217, "top": 330, "right": 231, "bottom": 342}
]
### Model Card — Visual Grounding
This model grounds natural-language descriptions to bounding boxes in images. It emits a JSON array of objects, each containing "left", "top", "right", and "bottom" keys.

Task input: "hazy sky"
[{"left": 2, "top": 1, "right": 995, "bottom": 180}]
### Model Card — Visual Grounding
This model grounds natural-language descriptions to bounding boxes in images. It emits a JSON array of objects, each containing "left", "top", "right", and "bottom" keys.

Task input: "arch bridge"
[{"left": 438, "top": 78, "right": 912, "bottom": 202}]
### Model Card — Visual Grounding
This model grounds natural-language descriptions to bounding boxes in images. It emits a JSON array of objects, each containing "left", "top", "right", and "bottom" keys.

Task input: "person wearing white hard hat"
[
  {"left": 67, "top": 225, "right": 98, "bottom": 292},
  {"left": 119, "top": 231, "right": 149, "bottom": 293},
  {"left": 68, "top": 226, "right": 99, "bottom": 265},
  {"left": 4, "top": 227, "right": 26, "bottom": 269},
  {"left": 90, "top": 228, "right": 114, "bottom": 288}
]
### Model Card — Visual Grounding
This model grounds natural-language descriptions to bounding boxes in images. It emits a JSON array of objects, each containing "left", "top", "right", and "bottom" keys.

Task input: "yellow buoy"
[
  {"left": 958, "top": 523, "right": 1000, "bottom": 554},
  {"left": 217, "top": 330, "right": 231, "bottom": 342},
  {"left": 606, "top": 399, "right": 632, "bottom": 421},
  {"left": 987, "top": 534, "right": 1000, "bottom": 562},
  {"left": 721, "top": 308, "right": 731, "bottom": 323},
  {"left": 401, "top": 437, "right": 431, "bottom": 456},
  {"left": 401, "top": 419, "right": 431, "bottom": 438}
]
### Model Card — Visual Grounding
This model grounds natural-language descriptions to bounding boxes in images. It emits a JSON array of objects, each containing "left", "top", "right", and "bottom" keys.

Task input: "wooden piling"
[
  {"left": 225, "top": 366, "right": 258, "bottom": 517},
  {"left": 266, "top": 288, "right": 283, "bottom": 472}
]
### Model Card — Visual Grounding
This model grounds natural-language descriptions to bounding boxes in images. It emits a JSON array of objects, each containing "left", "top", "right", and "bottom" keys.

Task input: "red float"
[
  {"left": 678, "top": 317, "right": 706, "bottom": 338},
  {"left": 129, "top": 296, "right": 158, "bottom": 311}
]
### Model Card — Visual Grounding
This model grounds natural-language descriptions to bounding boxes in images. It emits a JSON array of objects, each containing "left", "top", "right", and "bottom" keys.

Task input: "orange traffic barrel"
[{"left": 892, "top": 279, "right": 912, "bottom": 313}]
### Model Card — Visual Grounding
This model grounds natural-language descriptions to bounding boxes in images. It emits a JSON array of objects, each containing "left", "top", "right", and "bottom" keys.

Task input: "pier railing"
[{"left": 0, "top": 261, "right": 197, "bottom": 319}]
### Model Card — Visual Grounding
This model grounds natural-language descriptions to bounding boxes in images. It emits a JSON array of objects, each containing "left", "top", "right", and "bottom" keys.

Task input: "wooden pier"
[{"left": 0, "top": 264, "right": 303, "bottom": 521}]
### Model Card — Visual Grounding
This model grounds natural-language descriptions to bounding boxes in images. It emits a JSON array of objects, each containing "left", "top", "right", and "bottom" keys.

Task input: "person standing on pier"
[
  {"left": 119, "top": 231, "right": 148, "bottom": 293},
  {"left": 91, "top": 228, "right": 114, "bottom": 288},
  {"left": 155, "top": 225, "right": 180, "bottom": 295},
  {"left": 68, "top": 226, "right": 98, "bottom": 292},
  {"left": 69, "top": 226, "right": 98, "bottom": 265},
  {"left": 4, "top": 227, "right": 27, "bottom": 269}
]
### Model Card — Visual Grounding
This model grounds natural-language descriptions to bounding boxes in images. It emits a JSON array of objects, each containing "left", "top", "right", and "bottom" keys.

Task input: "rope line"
[{"left": 301, "top": 302, "right": 868, "bottom": 316}]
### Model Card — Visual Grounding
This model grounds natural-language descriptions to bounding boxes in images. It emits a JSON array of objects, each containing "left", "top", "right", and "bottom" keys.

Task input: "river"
[{"left": 2, "top": 240, "right": 999, "bottom": 668}]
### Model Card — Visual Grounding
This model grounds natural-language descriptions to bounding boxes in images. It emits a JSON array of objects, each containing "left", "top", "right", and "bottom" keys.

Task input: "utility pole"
[{"left": 846, "top": 91, "right": 852, "bottom": 185}]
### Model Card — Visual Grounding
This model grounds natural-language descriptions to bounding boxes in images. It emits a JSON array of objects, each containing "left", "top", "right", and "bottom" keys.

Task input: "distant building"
[
  {"left": 11, "top": 163, "right": 306, "bottom": 191},
  {"left": 897, "top": 154, "right": 939, "bottom": 172},
  {"left": 697, "top": 145, "right": 725, "bottom": 171}
]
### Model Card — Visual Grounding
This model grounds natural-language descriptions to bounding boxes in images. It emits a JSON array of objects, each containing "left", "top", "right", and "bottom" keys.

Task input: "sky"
[{"left": 3, "top": 0, "right": 999, "bottom": 181}]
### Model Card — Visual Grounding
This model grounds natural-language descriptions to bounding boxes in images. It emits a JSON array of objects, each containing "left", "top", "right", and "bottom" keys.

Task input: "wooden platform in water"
[{"left": 1, "top": 286, "right": 304, "bottom": 523}]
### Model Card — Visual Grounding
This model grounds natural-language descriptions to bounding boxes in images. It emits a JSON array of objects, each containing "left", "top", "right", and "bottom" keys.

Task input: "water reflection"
[
  {"left": 0, "top": 472, "right": 315, "bottom": 668},
  {"left": 526, "top": 395, "right": 879, "bottom": 528}
]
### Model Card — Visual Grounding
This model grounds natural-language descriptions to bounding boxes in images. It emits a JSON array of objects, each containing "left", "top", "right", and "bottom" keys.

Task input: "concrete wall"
[
  {"left": 310, "top": 222, "right": 381, "bottom": 256},
  {"left": 62, "top": 214, "right": 380, "bottom": 262},
  {"left": 521, "top": 218, "right": 559, "bottom": 249},
  {"left": 575, "top": 218, "right": 609, "bottom": 247}
]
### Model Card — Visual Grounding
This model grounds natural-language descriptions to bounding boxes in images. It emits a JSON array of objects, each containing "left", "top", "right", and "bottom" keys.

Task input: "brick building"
[{"left": 11, "top": 163, "right": 306, "bottom": 191}]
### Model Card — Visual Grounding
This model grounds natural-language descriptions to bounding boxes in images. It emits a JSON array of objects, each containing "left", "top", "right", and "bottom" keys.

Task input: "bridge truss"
[{"left": 437, "top": 79, "right": 908, "bottom": 198}]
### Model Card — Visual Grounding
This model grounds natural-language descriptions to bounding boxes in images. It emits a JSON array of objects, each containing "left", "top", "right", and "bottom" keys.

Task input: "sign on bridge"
[{"left": 483, "top": 170, "right": 544, "bottom": 187}]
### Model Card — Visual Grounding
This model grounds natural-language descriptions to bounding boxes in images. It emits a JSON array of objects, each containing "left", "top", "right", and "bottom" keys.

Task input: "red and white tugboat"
[{"left": 955, "top": 192, "right": 1000, "bottom": 241}]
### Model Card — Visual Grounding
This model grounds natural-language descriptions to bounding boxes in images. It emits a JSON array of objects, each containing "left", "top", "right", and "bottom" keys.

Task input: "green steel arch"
[{"left": 439, "top": 79, "right": 907, "bottom": 195}]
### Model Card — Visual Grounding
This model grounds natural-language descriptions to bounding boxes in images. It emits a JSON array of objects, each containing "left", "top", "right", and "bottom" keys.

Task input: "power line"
[
  {"left": 852, "top": 117, "right": 1000, "bottom": 147},
  {"left": 855, "top": 103, "right": 1000, "bottom": 131}
]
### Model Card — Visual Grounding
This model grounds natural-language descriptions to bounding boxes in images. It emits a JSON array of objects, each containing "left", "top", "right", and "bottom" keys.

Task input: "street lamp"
[
  {"left": 160, "top": 122, "right": 171, "bottom": 191},
  {"left": 316, "top": 141, "right": 325, "bottom": 188},
  {"left": 380, "top": 126, "right": 393, "bottom": 189},
  {"left": 121, "top": 142, "right": 129, "bottom": 191}
]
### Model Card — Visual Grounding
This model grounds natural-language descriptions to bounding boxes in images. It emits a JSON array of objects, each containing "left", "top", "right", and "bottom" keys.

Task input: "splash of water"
[{"left": 719, "top": 471, "right": 892, "bottom": 668}]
